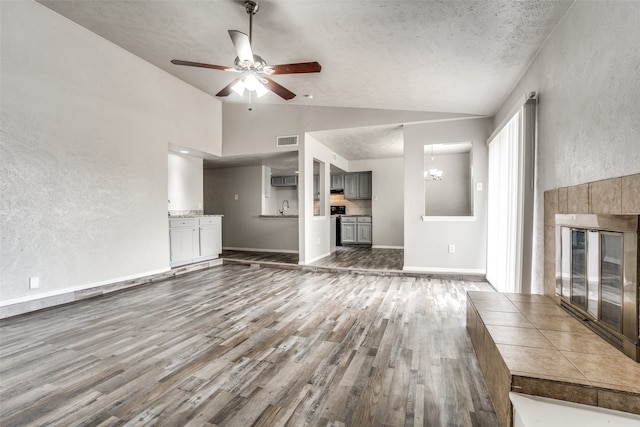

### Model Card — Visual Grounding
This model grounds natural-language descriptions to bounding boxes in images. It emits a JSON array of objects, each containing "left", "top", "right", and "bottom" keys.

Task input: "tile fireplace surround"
[{"left": 467, "top": 173, "right": 640, "bottom": 427}]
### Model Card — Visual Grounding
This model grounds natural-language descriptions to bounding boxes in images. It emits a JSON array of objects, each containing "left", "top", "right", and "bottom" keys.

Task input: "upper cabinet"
[
  {"left": 330, "top": 174, "right": 344, "bottom": 191},
  {"left": 344, "top": 172, "right": 372, "bottom": 200},
  {"left": 358, "top": 172, "right": 372, "bottom": 199},
  {"left": 271, "top": 175, "right": 298, "bottom": 187}
]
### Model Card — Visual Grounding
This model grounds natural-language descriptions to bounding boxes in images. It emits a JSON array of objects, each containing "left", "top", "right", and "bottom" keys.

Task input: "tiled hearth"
[
  {"left": 467, "top": 291, "right": 640, "bottom": 427},
  {"left": 467, "top": 173, "right": 640, "bottom": 426}
]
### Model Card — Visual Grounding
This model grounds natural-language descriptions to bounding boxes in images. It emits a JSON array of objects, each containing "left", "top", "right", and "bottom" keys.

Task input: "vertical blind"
[
  {"left": 486, "top": 110, "right": 524, "bottom": 292},
  {"left": 486, "top": 95, "right": 536, "bottom": 293}
]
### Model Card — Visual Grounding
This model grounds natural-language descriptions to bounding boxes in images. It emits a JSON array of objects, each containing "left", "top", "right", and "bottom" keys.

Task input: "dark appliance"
[{"left": 331, "top": 206, "right": 346, "bottom": 246}]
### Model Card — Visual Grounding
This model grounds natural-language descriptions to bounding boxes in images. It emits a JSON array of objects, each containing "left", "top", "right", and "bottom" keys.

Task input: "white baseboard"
[
  {"left": 0, "top": 267, "right": 171, "bottom": 307},
  {"left": 402, "top": 266, "right": 486, "bottom": 275},
  {"left": 299, "top": 252, "right": 331, "bottom": 265},
  {"left": 223, "top": 246, "right": 299, "bottom": 254},
  {"left": 372, "top": 245, "right": 404, "bottom": 249}
]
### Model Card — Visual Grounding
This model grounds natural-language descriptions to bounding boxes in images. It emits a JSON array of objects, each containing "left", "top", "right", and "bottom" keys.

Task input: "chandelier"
[{"left": 425, "top": 145, "right": 443, "bottom": 181}]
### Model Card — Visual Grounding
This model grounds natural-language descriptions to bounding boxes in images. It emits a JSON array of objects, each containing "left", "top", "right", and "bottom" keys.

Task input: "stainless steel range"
[{"left": 555, "top": 214, "right": 639, "bottom": 361}]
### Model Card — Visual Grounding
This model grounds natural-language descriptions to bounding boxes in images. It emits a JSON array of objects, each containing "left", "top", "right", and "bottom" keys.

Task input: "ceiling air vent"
[{"left": 276, "top": 135, "right": 298, "bottom": 147}]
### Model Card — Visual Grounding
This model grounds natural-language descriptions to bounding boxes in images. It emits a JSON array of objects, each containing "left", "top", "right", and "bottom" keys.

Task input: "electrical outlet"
[
  {"left": 476, "top": 182, "right": 483, "bottom": 191},
  {"left": 29, "top": 276, "right": 40, "bottom": 289},
  {"left": 234, "top": 194, "right": 239, "bottom": 200},
  {"left": 448, "top": 244, "right": 455, "bottom": 254}
]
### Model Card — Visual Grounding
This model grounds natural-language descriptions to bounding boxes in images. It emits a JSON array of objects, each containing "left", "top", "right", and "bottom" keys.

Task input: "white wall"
[
  {"left": 350, "top": 158, "right": 404, "bottom": 248},
  {"left": 403, "top": 118, "right": 491, "bottom": 273},
  {"left": 299, "top": 135, "right": 349, "bottom": 263},
  {"left": 168, "top": 153, "right": 203, "bottom": 212},
  {"left": 493, "top": 1, "right": 640, "bottom": 293},
  {"left": 0, "top": 1, "right": 222, "bottom": 305},
  {"left": 203, "top": 167, "right": 298, "bottom": 252}
]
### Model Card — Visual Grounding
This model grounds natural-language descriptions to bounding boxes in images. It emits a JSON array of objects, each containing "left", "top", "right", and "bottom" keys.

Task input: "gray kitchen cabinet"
[
  {"left": 341, "top": 216, "right": 372, "bottom": 246},
  {"left": 271, "top": 175, "right": 298, "bottom": 187},
  {"left": 344, "top": 174, "right": 359, "bottom": 199},
  {"left": 340, "top": 218, "right": 357, "bottom": 244},
  {"left": 344, "top": 172, "right": 372, "bottom": 200},
  {"left": 169, "top": 216, "right": 222, "bottom": 267},
  {"left": 330, "top": 173, "right": 344, "bottom": 191},
  {"left": 358, "top": 172, "right": 372, "bottom": 199},
  {"left": 356, "top": 217, "right": 372, "bottom": 244}
]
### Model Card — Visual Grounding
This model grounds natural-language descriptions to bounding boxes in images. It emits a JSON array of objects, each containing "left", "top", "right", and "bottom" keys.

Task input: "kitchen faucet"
[{"left": 279, "top": 200, "right": 289, "bottom": 215}]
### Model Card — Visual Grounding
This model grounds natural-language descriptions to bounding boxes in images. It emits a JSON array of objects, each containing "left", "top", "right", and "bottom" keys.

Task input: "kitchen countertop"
[
  {"left": 169, "top": 214, "right": 224, "bottom": 218},
  {"left": 259, "top": 214, "right": 298, "bottom": 218}
]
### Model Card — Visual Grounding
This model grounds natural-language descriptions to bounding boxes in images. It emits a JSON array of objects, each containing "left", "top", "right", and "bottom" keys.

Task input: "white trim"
[
  {"left": 0, "top": 267, "right": 170, "bottom": 307},
  {"left": 402, "top": 266, "right": 486, "bottom": 275},
  {"left": 372, "top": 245, "right": 404, "bottom": 249},
  {"left": 509, "top": 392, "right": 640, "bottom": 426},
  {"left": 223, "top": 246, "right": 299, "bottom": 254},
  {"left": 299, "top": 252, "right": 331, "bottom": 265},
  {"left": 421, "top": 216, "right": 477, "bottom": 222}
]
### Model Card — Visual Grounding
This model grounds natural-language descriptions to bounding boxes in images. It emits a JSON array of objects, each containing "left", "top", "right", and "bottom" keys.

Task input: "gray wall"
[
  {"left": 424, "top": 152, "right": 471, "bottom": 216},
  {"left": 1, "top": 2, "right": 222, "bottom": 304},
  {"left": 204, "top": 167, "right": 298, "bottom": 252},
  {"left": 222, "top": 103, "right": 476, "bottom": 157},
  {"left": 493, "top": 1, "right": 640, "bottom": 293},
  {"left": 350, "top": 158, "right": 404, "bottom": 248},
  {"left": 403, "top": 118, "right": 491, "bottom": 273}
]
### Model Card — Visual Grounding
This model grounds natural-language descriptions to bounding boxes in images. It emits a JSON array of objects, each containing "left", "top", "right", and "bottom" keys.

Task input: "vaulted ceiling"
[{"left": 38, "top": 0, "right": 573, "bottom": 165}]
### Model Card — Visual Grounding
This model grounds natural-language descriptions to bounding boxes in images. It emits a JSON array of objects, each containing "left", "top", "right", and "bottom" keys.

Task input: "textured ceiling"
[{"left": 38, "top": 0, "right": 573, "bottom": 165}]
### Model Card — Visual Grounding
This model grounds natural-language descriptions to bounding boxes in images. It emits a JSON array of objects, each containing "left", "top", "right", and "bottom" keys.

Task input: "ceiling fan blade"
[
  {"left": 216, "top": 78, "right": 241, "bottom": 97},
  {"left": 268, "top": 62, "right": 322, "bottom": 75},
  {"left": 228, "top": 30, "right": 254, "bottom": 63},
  {"left": 171, "top": 59, "right": 228, "bottom": 71},
  {"left": 263, "top": 78, "right": 296, "bottom": 100}
]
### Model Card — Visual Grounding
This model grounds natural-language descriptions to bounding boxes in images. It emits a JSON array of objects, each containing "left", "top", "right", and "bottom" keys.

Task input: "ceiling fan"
[{"left": 171, "top": 0, "right": 321, "bottom": 104}]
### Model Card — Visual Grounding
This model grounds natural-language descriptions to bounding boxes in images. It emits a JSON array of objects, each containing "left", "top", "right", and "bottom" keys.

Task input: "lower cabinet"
[
  {"left": 198, "top": 217, "right": 222, "bottom": 258},
  {"left": 169, "top": 216, "right": 222, "bottom": 267},
  {"left": 357, "top": 221, "right": 372, "bottom": 244},
  {"left": 341, "top": 216, "right": 372, "bottom": 246},
  {"left": 341, "top": 220, "right": 357, "bottom": 244}
]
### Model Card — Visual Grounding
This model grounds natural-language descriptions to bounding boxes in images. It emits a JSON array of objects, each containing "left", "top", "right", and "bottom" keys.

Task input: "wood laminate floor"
[
  {"left": 0, "top": 264, "right": 498, "bottom": 426},
  {"left": 312, "top": 247, "right": 404, "bottom": 271},
  {"left": 221, "top": 250, "right": 300, "bottom": 265},
  {"left": 222, "top": 247, "right": 404, "bottom": 272}
]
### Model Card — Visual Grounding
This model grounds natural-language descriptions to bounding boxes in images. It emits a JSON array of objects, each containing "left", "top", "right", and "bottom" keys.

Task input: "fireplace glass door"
[
  {"left": 587, "top": 231, "right": 600, "bottom": 318},
  {"left": 600, "top": 232, "right": 623, "bottom": 331},
  {"left": 570, "top": 229, "right": 587, "bottom": 308}
]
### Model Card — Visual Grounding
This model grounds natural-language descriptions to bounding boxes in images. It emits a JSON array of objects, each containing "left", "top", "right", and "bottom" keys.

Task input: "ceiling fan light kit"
[{"left": 170, "top": 0, "right": 321, "bottom": 109}]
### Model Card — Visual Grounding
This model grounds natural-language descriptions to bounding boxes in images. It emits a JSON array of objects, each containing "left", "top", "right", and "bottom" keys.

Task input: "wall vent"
[{"left": 276, "top": 135, "right": 298, "bottom": 147}]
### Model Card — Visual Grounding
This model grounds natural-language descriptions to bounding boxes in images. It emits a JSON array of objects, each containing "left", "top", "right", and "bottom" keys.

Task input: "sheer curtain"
[{"left": 486, "top": 95, "right": 536, "bottom": 293}]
